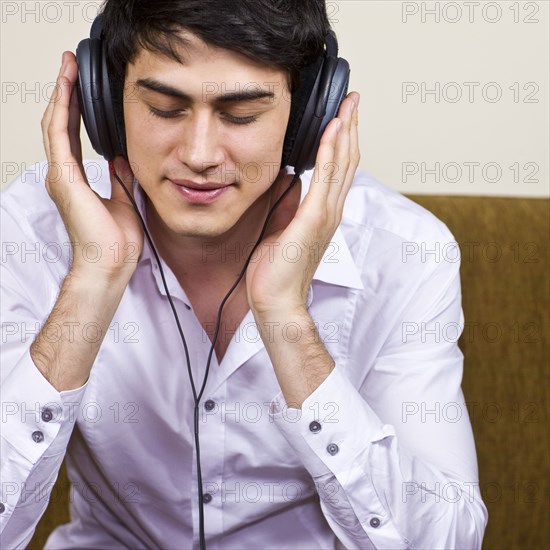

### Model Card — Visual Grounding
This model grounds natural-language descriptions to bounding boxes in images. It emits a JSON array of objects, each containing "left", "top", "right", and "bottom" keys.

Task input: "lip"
[
  {"left": 170, "top": 179, "right": 233, "bottom": 204},
  {"left": 170, "top": 179, "right": 230, "bottom": 190}
]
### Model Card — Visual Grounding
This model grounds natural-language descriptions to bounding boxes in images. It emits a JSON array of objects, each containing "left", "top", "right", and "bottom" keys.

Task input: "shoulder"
[
  {"left": 333, "top": 168, "right": 461, "bottom": 293},
  {"left": 343, "top": 167, "right": 455, "bottom": 245},
  {"left": 1, "top": 160, "right": 112, "bottom": 301},
  {"left": 1, "top": 159, "right": 111, "bottom": 240}
]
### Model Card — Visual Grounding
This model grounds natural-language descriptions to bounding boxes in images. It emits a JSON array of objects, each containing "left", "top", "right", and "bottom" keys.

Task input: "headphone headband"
[
  {"left": 90, "top": 13, "right": 103, "bottom": 39},
  {"left": 77, "top": 16, "right": 350, "bottom": 175}
]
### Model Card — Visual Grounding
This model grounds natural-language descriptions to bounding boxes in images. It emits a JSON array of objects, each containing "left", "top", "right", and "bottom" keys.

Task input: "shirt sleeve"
[
  {"left": 270, "top": 249, "right": 488, "bottom": 549},
  {"left": 0, "top": 195, "right": 88, "bottom": 549}
]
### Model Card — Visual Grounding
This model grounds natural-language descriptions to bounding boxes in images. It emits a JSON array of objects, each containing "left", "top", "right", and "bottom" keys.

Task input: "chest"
[{"left": 192, "top": 291, "right": 251, "bottom": 365}]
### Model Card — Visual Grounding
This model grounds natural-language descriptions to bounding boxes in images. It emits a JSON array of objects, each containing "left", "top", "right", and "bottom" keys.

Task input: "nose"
[{"left": 176, "top": 110, "right": 225, "bottom": 174}]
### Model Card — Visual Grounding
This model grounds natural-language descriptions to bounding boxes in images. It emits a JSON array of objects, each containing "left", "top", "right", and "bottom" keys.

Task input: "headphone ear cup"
[
  {"left": 76, "top": 38, "right": 104, "bottom": 156},
  {"left": 89, "top": 37, "right": 116, "bottom": 160},
  {"left": 299, "top": 57, "right": 349, "bottom": 174},
  {"left": 283, "top": 55, "right": 350, "bottom": 175},
  {"left": 281, "top": 57, "right": 323, "bottom": 171},
  {"left": 101, "top": 42, "right": 126, "bottom": 159},
  {"left": 76, "top": 23, "right": 125, "bottom": 160}
]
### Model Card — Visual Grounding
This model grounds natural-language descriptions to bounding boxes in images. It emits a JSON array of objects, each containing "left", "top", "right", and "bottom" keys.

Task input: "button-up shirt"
[{"left": 1, "top": 160, "right": 488, "bottom": 549}]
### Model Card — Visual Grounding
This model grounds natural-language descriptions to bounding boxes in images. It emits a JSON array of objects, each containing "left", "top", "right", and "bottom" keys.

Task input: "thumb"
[{"left": 109, "top": 156, "right": 136, "bottom": 203}]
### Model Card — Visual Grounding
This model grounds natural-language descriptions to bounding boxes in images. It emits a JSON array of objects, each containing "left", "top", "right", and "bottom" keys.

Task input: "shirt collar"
[
  {"left": 299, "top": 170, "right": 364, "bottom": 291},
  {"left": 132, "top": 172, "right": 364, "bottom": 292}
]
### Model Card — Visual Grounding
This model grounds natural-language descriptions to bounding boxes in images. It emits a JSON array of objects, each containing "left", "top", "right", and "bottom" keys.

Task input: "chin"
[{"left": 167, "top": 217, "right": 231, "bottom": 239}]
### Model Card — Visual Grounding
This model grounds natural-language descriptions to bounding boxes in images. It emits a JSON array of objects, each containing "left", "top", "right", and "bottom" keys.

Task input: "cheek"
[
  {"left": 235, "top": 110, "right": 291, "bottom": 178},
  {"left": 124, "top": 104, "right": 172, "bottom": 157}
]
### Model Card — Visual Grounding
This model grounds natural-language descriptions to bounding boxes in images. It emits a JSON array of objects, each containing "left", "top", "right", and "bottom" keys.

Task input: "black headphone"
[{"left": 76, "top": 15, "right": 350, "bottom": 176}]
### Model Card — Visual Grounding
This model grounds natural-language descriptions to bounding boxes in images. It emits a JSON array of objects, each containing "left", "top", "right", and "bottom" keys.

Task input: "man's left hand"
[{"left": 246, "top": 92, "right": 361, "bottom": 318}]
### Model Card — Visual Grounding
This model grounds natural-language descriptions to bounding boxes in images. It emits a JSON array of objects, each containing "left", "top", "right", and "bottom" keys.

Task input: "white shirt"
[{"left": 1, "top": 160, "right": 488, "bottom": 549}]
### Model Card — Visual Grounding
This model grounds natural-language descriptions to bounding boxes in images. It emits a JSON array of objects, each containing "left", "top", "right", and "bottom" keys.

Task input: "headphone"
[{"left": 76, "top": 15, "right": 350, "bottom": 176}]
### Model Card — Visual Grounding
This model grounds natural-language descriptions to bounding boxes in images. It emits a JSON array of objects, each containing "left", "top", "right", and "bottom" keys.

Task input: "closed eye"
[
  {"left": 147, "top": 107, "right": 183, "bottom": 119},
  {"left": 223, "top": 113, "right": 259, "bottom": 125},
  {"left": 147, "top": 107, "right": 258, "bottom": 125}
]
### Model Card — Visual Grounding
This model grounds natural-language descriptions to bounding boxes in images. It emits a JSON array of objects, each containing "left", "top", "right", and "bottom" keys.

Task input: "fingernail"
[{"left": 336, "top": 119, "right": 343, "bottom": 133}]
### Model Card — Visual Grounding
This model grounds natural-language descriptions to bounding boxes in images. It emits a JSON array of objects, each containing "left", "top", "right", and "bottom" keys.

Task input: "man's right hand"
[
  {"left": 30, "top": 51, "right": 145, "bottom": 391},
  {"left": 41, "top": 51, "right": 144, "bottom": 283}
]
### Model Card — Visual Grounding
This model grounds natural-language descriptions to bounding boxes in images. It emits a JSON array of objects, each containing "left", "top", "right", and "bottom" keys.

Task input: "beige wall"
[{"left": 1, "top": 0, "right": 548, "bottom": 196}]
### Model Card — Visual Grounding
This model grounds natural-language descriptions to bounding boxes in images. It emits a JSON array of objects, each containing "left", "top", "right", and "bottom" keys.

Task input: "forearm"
[
  {"left": 30, "top": 269, "right": 130, "bottom": 392},
  {"left": 253, "top": 308, "right": 335, "bottom": 408}
]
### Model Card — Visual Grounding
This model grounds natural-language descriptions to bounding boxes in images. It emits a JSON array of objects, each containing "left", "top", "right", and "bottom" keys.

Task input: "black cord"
[{"left": 113, "top": 170, "right": 300, "bottom": 550}]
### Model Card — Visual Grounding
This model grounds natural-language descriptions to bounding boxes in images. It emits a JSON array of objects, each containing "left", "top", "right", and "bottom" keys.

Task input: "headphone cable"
[{"left": 112, "top": 169, "right": 300, "bottom": 550}]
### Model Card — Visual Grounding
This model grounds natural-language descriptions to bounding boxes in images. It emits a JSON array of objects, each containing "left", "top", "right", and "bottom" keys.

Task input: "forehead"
[{"left": 127, "top": 30, "right": 290, "bottom": 94}]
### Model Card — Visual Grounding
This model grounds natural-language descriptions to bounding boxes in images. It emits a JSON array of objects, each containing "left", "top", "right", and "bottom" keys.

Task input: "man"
[{"left": 1, "top": 1, "right": 487, "bottom": 548}]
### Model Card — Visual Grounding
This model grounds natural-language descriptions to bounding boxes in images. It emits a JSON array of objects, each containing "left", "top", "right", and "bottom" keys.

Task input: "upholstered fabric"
[
  {"left": 27, "top": 196, "right": 549, "bottom": 550},
  {"left": 408, "top": 195, "right": 549, "bottom": 550}
]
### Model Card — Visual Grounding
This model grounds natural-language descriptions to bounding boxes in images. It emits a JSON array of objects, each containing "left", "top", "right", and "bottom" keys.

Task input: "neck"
[{"left": 144, "top": 190, "right": 272, "bottom": 290}]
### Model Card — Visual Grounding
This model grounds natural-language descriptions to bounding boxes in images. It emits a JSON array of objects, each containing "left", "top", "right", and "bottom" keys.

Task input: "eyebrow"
[{"left": 135, "top": 78, "right": 275, "bottom": 104}]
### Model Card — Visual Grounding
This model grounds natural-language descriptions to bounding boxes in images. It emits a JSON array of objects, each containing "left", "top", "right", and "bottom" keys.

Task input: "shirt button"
[
  {"left": 370, "top": 517, "right": 381, "bottom": 528},
  {"left": 204, "top": 400, "right": 216, "bottom": 412},
  {"left": 41, "top": 408, "right": 53, "bottom": 422},
  {"left": 327, "top": 443, "right": 339, "bottom": 455},
  {"left": 32, "top": 431, "right": 44, "bottom": 443},
  {"left": 202, "top": 493, "right": 213, "bottom": 504},
  {"left": 0, "top": 503, "right": 5, "bottom": 513},
  {"left": 309, "top": 420, "right": 322, "bottom": 433}
]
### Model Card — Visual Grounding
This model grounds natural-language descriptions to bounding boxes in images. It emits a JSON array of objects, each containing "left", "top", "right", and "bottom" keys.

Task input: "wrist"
[
  {"left": 252, "top": 303, "right": 310, "bottom": 324},
  {"left": 69, "top": 264, "right": 134, "bottom": 294}
]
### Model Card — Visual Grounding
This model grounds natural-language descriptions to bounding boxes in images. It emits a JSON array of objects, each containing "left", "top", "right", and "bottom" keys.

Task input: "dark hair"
[{"left": 101, "top": 0, "right": 331, "bottom": 92}]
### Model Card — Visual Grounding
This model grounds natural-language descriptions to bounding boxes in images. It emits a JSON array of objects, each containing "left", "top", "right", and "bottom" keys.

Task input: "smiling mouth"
[
  {"left": 170, "top": 179, "right": 233, "bottom": 191},
  {"left": 169, "top": 179, "right": 233, "bottom": 203}
]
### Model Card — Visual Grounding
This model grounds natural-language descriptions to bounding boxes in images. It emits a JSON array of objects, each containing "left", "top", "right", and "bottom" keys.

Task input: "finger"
[
  {"left": 65, "top": 55, "right": 84, "bottom": 165},
  {"left": 326, "top": 95, "right": 356, "bottom": 207},
  {"left": 329, "top": 93, "right": 360, "bottom": 211},
  {"left": 42, "top": 53, "right": 70, "bottom": 162},
  {"left": 68, "top": 85, "right": 83, "bottom": 165},
  {"left": 110, "top": 156, "right": 136, "bottom": 203},
  {"left": 306, "top": 116, "right": 342, "bottom": 209},
  {"left": 47, "top": 56, "right": 83, "bottom": 172},
  {"left": 336, "top": 94, "right": 361, "bottom": 215},
  {"left": 304, "top": 93, "right": 360, "bottom": 228}
]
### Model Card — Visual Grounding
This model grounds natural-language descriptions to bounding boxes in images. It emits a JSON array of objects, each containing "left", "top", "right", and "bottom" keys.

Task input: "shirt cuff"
[
  {"left": 269, "top": 364, "right": 395, "bottom": 478},
  {"left": 1, "top": 348, "right": 88, "bottom": 463}
]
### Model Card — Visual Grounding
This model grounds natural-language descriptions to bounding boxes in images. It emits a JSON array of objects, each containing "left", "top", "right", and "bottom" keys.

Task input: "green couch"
[{"left": 27, "top": 195, "right": 550, "bottom": 549}]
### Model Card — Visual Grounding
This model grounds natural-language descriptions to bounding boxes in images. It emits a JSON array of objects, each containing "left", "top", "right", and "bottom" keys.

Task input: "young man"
[{"left": 1, "top": 1, "right": 487, "bottom": 548}]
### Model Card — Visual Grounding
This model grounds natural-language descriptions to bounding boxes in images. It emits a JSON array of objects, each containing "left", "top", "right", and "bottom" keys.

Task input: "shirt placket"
[{"left": 190, "top": 380, "right": 227, "bottom": 549}]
